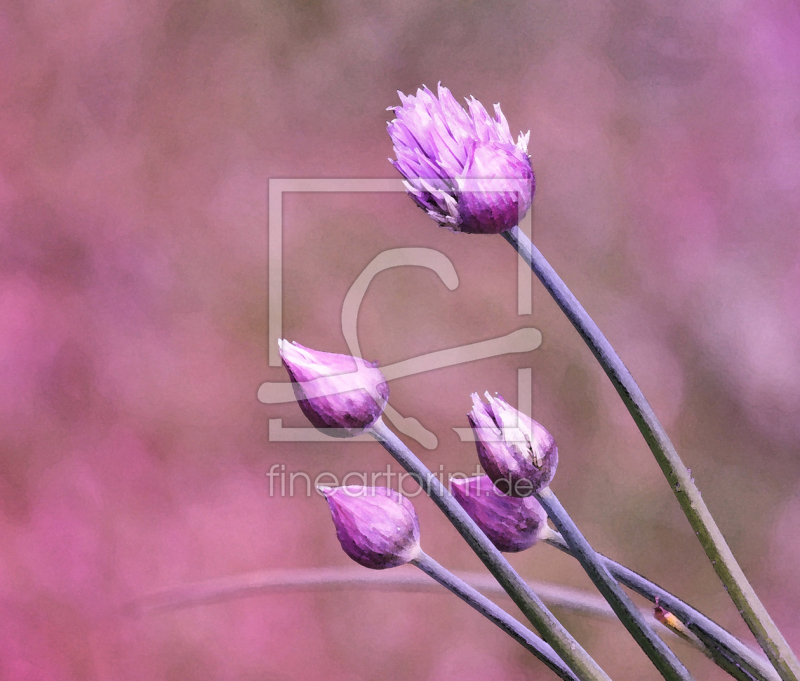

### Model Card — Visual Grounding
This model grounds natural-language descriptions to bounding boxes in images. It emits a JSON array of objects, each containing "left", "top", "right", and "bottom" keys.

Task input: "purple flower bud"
[
  {"left": 320, "top": 486, "right": 421, "bottom": 569},
  {"left": 468, "top": 392, "right": 558, "bottom": 497},
  {"left": 451, "top": 475, "right": 548, "bottom": 553},
  {"left": 388, "top": 84, "right": 534, "bottom": 235},
  {"left": 278, "top": 340, "right": 389, "bottom": 437}
]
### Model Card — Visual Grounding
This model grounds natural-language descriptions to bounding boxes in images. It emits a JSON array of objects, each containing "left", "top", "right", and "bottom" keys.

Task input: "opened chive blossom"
[
  {"left": 320, "top": 486, "right": 421, "bottom": 570},
  {"left": 278, "top": 340, "right": 389, "bottom": 437},
  {"left": 388, "top": 84, "right": 534, "bottom": 235}
]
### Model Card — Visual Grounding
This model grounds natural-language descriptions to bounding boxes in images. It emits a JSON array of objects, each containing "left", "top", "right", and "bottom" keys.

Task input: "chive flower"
[
  {"left": 278, "top": 340, "right": 389, "bottom": 437},
  {"left": 388, "top": 84, "right": 534, "bottom": 235},
  {"left": 451, "top": 475, "right": 548, "bottom": 552},
  {"left": 320, "top": 486, "right": 421, "bottom": 569},
  {"left": 468, "top": 392, "right": 558, "bottom": 497}
]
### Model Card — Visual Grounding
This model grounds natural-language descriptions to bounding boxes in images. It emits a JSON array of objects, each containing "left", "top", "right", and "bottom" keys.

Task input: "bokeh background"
[{"left": 1, "top": 0, "right": 799, "bottom": 678}]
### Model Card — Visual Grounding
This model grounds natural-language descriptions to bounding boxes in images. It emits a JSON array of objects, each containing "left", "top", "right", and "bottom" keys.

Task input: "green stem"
[
  {"left": 543, "top": 530, "right": 778, "bottom": 681},
  {"left": 503, "top": 226, "right": 799, "bottom": 681},
  {"left": 369, "top": 418, "right": 610, "bottom": 681},
  {"left": 412, "top": 550, "right": 580, "bottom": 680},
  {"left": 536, "top": 487, "right": 693, "bottom": 681}
]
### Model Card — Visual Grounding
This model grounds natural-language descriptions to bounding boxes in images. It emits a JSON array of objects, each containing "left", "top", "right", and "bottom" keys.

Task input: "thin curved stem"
[
  {"left": 132, "top": 558, "right": 771, "bottom": 679},
  {"left": 135, "top": 564, "right": 772, "bottom": 676},
  {"left": 543, "top": 529, "right": 779, "bottom": 681},
  {"left": 369, "top": 418, "right": 610, "bottom": 681},
  {"left": 503, "top": 226, "right": 799, "bottom": 681},
  {"left": 412, "top": 550, "right": 579, "bottom": 680},
  {"left": 130, "top": 566, "right": 621, "bottom": 620},
  {"left": 536, "top": 487, "right": 693, "bottom": 681}
]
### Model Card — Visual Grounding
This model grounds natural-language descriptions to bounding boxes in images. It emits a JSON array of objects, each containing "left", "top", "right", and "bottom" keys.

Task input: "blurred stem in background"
[
  {"left": 134, "top": 562, "right": 769, "bottom": 679},
  {"left": 369, "top": 417, "right": 611, "bottom": 681},
  {"left": 502, "top": 225, "right": 800, "bottom": 681},
  {"left": 132, "top": 566, "right": 626, "bottom": 618},
  {"left": 133, "top": 566, "right": 663, "bottom": 680}
]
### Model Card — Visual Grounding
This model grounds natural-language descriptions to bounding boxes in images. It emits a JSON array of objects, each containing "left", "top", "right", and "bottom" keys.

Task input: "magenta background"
[{"left": 1, "top": 1, "right": 800, "bottom": 679}]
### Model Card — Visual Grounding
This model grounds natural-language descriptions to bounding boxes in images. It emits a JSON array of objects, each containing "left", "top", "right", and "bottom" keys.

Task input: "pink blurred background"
[{"left": 1, "top": 0, "right": 799, "bottom": 678}]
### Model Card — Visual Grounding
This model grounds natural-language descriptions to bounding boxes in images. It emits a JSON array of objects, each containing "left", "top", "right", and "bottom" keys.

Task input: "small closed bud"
[
  {"left": 468, "top": 392, "right": 558, "bottom": 497},
  {"left": 388, "top": 84, "right": 534, "bottom": 235},
  {"left": 278, "top": 340, "right": 389, "bottom": 437},
  {"left": 319, "top": 486, "right": 421, "bottom": 569},
  {"left": 451, "top": 475, "right": 548, "bottom": 553}
]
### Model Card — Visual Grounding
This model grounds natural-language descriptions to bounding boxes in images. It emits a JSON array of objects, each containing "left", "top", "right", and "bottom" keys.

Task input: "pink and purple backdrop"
[{"left": 1, "top": 1, "right": 799, "bottom": 678}]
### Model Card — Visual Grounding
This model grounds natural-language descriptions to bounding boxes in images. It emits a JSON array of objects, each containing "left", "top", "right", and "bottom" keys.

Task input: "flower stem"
[
  {"left": 130, "top": 566, "right": 622, "bottom": 621},
  {"left": 543, "top": 530, "right": 779, "bottom": 681},
  {"left": 502, "top": 226, "right": 800, "bottom": 681},
  {"left": 134, "top": 561, "right": 771, "bottom": 678},
  {"left": 369, "top": 417, "right": 610, "bottom": 681},
  {"left": 412, "top": 550, "right": 580, "bottom": 680},
  {"left": 535, "top": 487, "right": 693, "bottom": 681}
]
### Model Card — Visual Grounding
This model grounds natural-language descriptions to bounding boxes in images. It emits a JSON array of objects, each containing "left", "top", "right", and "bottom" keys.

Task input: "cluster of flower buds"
[
  {"left": 278, "top": 340, "right": 389, "bottom": 437},
  {"left": 450, "top": 475, "right": 548, "bottom": 553},
  {"left": 280, "top": 342, "right": 560, "bottom": 558},
  {"left": 388, "top": 84, "right": 534, "bottom": 235},
  {"left": 320, "top": 475, "right": 550, "bottom": 568},
  {"left": 319, "top": 485, "right": 420, "bottom": 569},
  {"left": 468, "top": 392, "right": 558, "bottom": 497}
]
